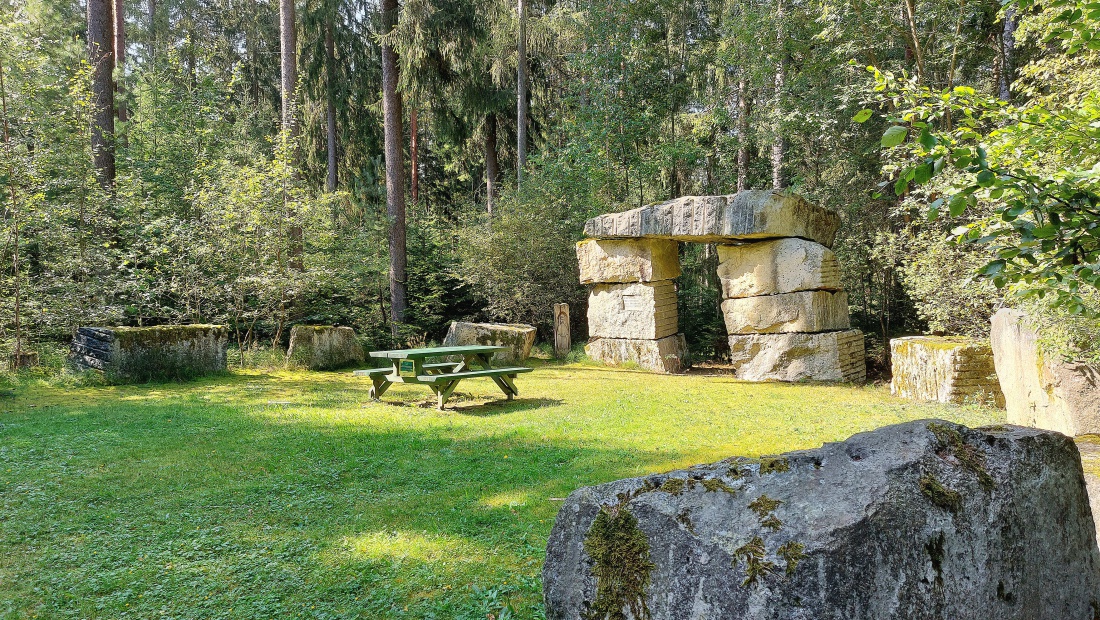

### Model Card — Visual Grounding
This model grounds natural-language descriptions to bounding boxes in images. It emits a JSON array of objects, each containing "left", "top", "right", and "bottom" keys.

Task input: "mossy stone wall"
[
  {"left": 890, "top": 336, "right": 1004, "bottom": 406},
  {"left": 69, "top": 325, "right": 228, "bottom": 382},
  {"left": 285, "top": 325, "right": 364, "bottom": 370}
]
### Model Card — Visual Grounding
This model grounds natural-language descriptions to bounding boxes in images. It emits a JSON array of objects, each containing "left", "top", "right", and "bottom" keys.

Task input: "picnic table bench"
[{"left": 353, "top": 345, "right": 533, "bottom": 409}]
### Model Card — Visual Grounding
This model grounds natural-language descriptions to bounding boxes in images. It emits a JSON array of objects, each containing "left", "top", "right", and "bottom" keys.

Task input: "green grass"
[{"left": 0, "top": 361, "right": 1003, "bottom": 619}]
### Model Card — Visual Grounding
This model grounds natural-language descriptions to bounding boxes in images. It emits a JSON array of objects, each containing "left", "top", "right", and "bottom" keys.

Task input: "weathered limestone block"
[
  {"left": 717, "top": 238, "right": 841, "bottom": 299},
  {"left": 721, "top": 290, "right": 850, "bottom": 335},
  {"left": 69, "top": 325, "right": 228, "bottom": 382},
  {"left": 583, "top": 190, "right": 841, "bottom": 248},
  {"left": 1078, "top": 439, "right": 1100, "bottom": 551},
  {"left": 991, "top": 308, "right": 1100, "bottom": 436},
  {"left": 543, "top": 421, "right": 1100, "bottom": 620},
  {"left": 576, "top": 238, "right": 681, "bottom": 284},
  {"left": 727, "top": 329, "right": 865, "bottom": 382},
  {"left": 890, "top": 336, "right": 1004, "bottom": 407},
  {"left": 588, "top": 281, "right": 678, "bottom": 340},
  {"left": 442, "top": 321, "right": 536, "bottom": 364},
  {"left": 585, "top": 334, "right": 687, "bottom": 374},
  {"left": 285, "top": 325, "right": 364, "bottom": 370}
]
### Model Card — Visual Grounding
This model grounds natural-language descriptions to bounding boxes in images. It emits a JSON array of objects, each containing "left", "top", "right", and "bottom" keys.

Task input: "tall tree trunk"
[
  {"left": 485, "top": 113, "right": 499, "bottom": 215},
  {"left": 113, "top": 0, "right": 127, "bottom": 123},
  {"left": 0, "top": 58, "right": 22, "bottom": 356},
  {"left": 516, "top": 0, "right": 527, "bottom": 186},
  {"left": 280, "top": 0, "right": 303, "bottom": 269},
  {"left": 325, "top": 15, "right": 337, "bottom": 193},
  {"left": 770, "top": 0, "right": 786, "bottom": 190},
  {"left": 999, "top": 5, "right": 1016, "bottom": 101},
  {"left": 410, "top": 105, "right": 418, "bottom": 204},
  {"left": 88, "top": 0, "right": 116, "bottom": 190},
  {"left": 381, "top": 0, "right": 407, "bottom": 329},
  {"left": 903, "top": 0, "right": 925, "bottom": 84},
  {"left": 147, "top": 0, "right": 156, "bottom": 57},
  {"left": 736, "top": 71, "right": 749, "bottom": 192}
]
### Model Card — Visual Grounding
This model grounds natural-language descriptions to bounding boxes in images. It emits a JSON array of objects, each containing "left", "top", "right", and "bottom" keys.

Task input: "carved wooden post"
[{"left": 553, "top": 303, "right": 570, "bottom": 358}]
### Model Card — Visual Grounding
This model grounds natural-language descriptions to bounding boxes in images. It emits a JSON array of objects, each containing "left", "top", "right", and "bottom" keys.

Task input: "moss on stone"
[
  {"left": 928, "top": 422, "right": 995, "bottom": 490},
  {"left": 733, "top": 536, "right": 776, "bottom": 587},
  {"left": 659, "top": 478, "right": 687, "bottom": 495},
  {"left": 759, "top": 457, "right": 790, "bottom": 475},
  {"left": 919, "top": 474, "right": 962, "bottom": 512},
  {"left": 583, "top": 504, "right": 654, "bottom": 620},
  {"left": 748, "top": 494, "right": 781, "bottom": 517},
  {"left": 700, "top": 478, "right": 736, "bottom": 494},
  {"left": 777, "top": 541, "right": 805, "bottom": 576}
]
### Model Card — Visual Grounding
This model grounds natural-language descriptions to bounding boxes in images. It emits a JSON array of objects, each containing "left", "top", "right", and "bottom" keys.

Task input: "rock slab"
[
  {"left": 890, "top": 336, "right": 1004, "bottom": 406},
  {"left": 577, "top": 238, "right": 681, "bottom": 284},
  {"left": 585, "top": 334, "right": 687, "bottom": 374},
  {"left": 717, "top": 239, "right": 841, "bottom": 299},
  {"left": 69, "top": 325, "right": 228, "bottom": 382},
  {"left": 583, "top": 190, "right": 841, "bottom": 248},
  {"left": 727, "top": 329, "right": 865, "bottom": 382},
  {"left": 991, "top": 308, "right": 1100, "bottom": 436},
  {"left": 588, "top": 281, "right": 679, "bottom": 340},
  {"left": 442, "top": 321, "right": 537, "bottom": 364},
  {"left": 543, "top": 421, "right": 1100, "bottom": 620},
  {"left": 286, "top": 325, "right": 364, "bottom": 370},
  {"left": 721, "top": 290, "right": 850, "bottom": 335}
]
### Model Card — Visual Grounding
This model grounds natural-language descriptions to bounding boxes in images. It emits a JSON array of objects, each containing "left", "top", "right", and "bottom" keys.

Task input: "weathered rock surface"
[
  {"left": 588, "top": 281, "right": 679, "bottom": 340},
  {"left": 890, "top": 336, "right": 1004, "bottom": 407},
  {"left": 727, "top": 329, "right": 865, "bottom": 382},
  {"left": 1078, "top": 439, "right": 1100, "bottom": 551},
  {"left": 583, "top": 191, "right": 841, "bottom": 248},
  {"left": 577, "top": 238, "right": 681, "bottom": 284},
  {"left": 991, "top": 309, "right": 1100, "bottom": 436},
  {"left": 442, "top": 321, "right": 537, "bottom": 363},
  {"left": 716, "top": 239, "right": 841, "bottom": 299},
  {"left": 585, "top": 334, "right": 687, "bottom": 374},
  {"left": 543, "top": 421, "right": 1100, "bottom": 620},
  {"left": 286, "top": 325, "right": 364, "bottom": 370},
  {"left": 69, "top": 325, "right": 228, "bottom": 382},
  {"left": 721, "top": 290, "right": 850, "bottom": 335}
]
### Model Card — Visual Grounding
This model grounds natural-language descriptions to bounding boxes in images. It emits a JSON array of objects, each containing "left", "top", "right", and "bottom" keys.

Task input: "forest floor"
[{"left": 0, "top": 361, "right": 1003, "bottom": 619}]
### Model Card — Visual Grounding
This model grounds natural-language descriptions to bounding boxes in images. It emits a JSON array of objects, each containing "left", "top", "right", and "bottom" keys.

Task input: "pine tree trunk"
[
  {"left": 999, "top": 6, "right": 1016, "bottom": 102},
  {"left": 516, "top": 0, "right": 527, "bottom": 186},
  {"left": 485, "top": 113, "right": 499, "bottom": 215},
  {"left": 736, "top": 72, "right": 749, "bottom": 192},
  {"left": 381, "top": 0, "right": 407, "bottom": 328},
  {"left": 410, "top": 106, "right": 419, "bottom": 204},
  {"left": 280, "top": 0, "right": 303, "bottom": 269},
  {"left": 114, "top": 0, "right": 127, "bottom": 123},
  {"left": 88, "top": 0, "right": 116, "bottom": 189},
  {"left": 325, "top": 16, "right": 337, "bottom": 193},
  {"left": 147, "top": 0, "right": 156, "bottom": 57},
  {"left": 770, "top": 0, "right": 786, "bottom": 190}
]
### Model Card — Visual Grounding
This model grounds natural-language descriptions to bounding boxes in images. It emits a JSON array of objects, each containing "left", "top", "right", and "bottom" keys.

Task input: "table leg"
[
  {"left": 370, "top": 377, "right": 392, "bottom": 400},
  {"left": 435, "top": 379, "right": 461, "bottom": 410},
  {"left": 474, "top": 353, "right": 518, "bottom": 400}
]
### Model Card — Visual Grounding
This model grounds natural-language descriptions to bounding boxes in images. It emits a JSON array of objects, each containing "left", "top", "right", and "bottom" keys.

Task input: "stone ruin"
[{"left": 577, "top": 190, "right": 865, "bottom": 381}]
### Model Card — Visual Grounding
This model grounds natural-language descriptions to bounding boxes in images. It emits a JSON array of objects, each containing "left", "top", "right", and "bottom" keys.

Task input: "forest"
[{"left": 1, "top": 0, "right": 1099, "bottom": 374}]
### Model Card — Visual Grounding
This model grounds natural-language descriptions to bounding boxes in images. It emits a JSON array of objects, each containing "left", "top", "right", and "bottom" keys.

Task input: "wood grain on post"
[{"left": 553, "top": 304, "right": 570, "bottom": 358}]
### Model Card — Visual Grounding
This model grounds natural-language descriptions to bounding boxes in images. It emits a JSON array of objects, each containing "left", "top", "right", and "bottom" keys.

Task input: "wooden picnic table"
[{"left": 353, "top": 345, "right": 533, "bottom": 409}]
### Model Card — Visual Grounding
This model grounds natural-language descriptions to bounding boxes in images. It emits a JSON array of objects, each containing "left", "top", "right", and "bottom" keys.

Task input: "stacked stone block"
[
  {"left": 890, "top": 336, "right": 1004, "bottom": 406},
  {"left": 577, "top": 238, "right": 687, "bottom": 373},
  {"left": 69, "top": 325, "right": 228, "bottom": 382}
]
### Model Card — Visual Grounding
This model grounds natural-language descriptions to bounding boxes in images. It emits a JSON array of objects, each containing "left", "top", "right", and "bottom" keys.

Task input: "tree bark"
[
  {"left": 999, "top": 5, "right": 1016, "bottom": 102},
  {"left": 516, "top": 0, "right": 527, "bottom": 186},
  {"left": 325, "top": 16, "right": 337, "bottom": 193},
  {"left": 903, "top": 0, "right": 925, "bottom": 84},
  {"left": 410, "top": 105, "right": 419, "bottom": 204},
  {"left": 485, "top": 113, "right": 499, "bottom": 215},
  {"left": 88, "top": 0, "right": 116, "bottom": 190},
  {"left": 280, "top": 0, "right": 303, "bottom": 269},
  {"left": 770, "top": 0, "right": 786, "bottom": 190},
  {"left": 0, "top": 58, "right": 23, "bottom": 356},
  {"left": 382, "top": 0, "right": 407, "bottom": 328},
  {"left": 113, "top": 0, "right": 127, "bottom": 123},
  {"left": 147, "top": 0, "right": 156, "bottom": 57},
  {"left": 736, "top": 71, "right": 749, "bottom": 192}
]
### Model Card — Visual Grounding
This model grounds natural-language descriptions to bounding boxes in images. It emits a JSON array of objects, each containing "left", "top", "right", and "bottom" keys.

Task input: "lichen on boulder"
[
  {"left": 69, "top": 325, "right": 228, "bottom": 382},
  {"left": 285, "top": 325, "right": 364, "bottom": 370},
  {"left": 543, "top": 420, "right": 1100, "bottom": 619}
]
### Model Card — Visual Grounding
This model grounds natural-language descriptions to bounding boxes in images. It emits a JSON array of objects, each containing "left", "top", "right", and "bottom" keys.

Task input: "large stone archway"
[{"left": 576, "top": 190, "right": 866, "bottom": 382}]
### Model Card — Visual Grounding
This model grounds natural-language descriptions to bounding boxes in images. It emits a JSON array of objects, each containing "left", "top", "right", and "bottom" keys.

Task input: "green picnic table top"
[{"left": 368, "top": 345, "right": 506, "bottom": 359}]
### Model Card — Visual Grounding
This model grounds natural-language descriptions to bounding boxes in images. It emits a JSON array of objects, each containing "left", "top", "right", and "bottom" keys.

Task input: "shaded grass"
[{"left": 0, "top": 361, "right": 1003, "bottom": 618}]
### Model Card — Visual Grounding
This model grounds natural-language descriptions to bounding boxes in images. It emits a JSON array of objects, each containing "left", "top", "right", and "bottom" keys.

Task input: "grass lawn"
[{"left": 0, "top": 360, "right": 1003, "bottom": 619}]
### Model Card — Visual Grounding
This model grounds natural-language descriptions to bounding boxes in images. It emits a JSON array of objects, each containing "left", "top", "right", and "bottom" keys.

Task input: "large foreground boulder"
[
  {"left": 69, "top": 325, "right": 227, "bottom": 382},
  {"left": 442, "top": 321, "right": 536, "bottom": 364},
  {"left": 583, "top": 190, "right": 841, "bottom": 248},
  {"left": 991, "top": 308, "right": 1100, "bottom": 436},
  {"left": 544, "top": 421, "right": 1100, "bottom": 619},
  {"left": 285, "top": 325, "right": 363, "bottom": 370}
]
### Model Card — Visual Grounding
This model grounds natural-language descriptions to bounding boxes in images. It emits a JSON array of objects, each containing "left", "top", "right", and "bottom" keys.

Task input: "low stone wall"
[
  {"left": 890, "top": 336, "right": 1004, "bottom": 406},
  {"left": 442, "top": 322, "right": 536, "bottom": 364},
  {"left": 70, "top": 325, "right": 228, "bottom": 382},
  {"left": 286, "top": 325, "right": 363, "bottom": 370}
]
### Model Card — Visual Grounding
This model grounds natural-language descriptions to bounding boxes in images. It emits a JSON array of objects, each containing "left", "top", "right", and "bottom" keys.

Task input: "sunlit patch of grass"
[{"left": 0, "top": 359, "right": 1004, "bottom": 618}]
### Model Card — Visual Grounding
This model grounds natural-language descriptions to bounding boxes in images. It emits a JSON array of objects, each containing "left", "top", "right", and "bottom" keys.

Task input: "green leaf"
[
  {"left": 853, "top": 109, "right": 873, "bottom": 123},
  {"left": 881, "top": 126, "right": 908, "bottom": 148},
  {"left": 977, "top": 169, "right": 995, "bottom": 187},
  {"left": 949, "top": 193, "right": 967, "bottom": 217},
  {"left": 913, "top": 163, "right": 933, "bottom": 185},
  {"left": 918, "top": 127, "right": 936, "bottom": 150}
]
